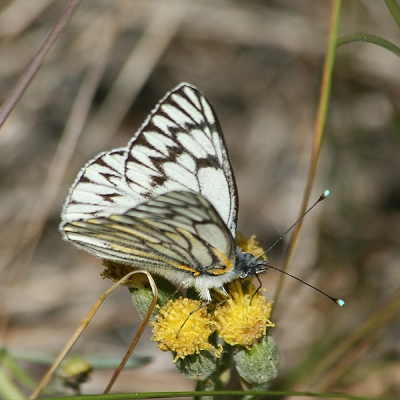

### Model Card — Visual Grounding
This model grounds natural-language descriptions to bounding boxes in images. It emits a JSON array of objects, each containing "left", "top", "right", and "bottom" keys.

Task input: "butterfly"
[{"left": 60, "top": 83, "right": 265, "bottom": 303}]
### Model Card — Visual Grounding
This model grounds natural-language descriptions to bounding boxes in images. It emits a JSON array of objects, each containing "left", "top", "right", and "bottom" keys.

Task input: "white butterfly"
[{"left": 61, "top": 83, "right": 264, "bottom": 302}]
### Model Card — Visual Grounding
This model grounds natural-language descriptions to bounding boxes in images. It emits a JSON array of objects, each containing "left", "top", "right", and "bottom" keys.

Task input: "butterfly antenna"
[
  {"left": 264, "top": 190, "right": 330, "bottom": 255},
  {"left": 255, "top": 190, "right": 344, "bottom": 306},
  {"left": 260, "top": 262, "right": 345, "bottom": 306}
]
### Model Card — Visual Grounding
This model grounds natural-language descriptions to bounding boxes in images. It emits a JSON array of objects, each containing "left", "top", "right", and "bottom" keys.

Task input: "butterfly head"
[{"left": 235, "top": 248, "right": 267, "bottom": 279}]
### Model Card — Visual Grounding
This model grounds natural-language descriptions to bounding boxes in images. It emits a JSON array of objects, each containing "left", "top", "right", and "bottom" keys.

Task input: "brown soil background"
[{"left": 0, "top": 1, "right": 399, "bottom": 398}]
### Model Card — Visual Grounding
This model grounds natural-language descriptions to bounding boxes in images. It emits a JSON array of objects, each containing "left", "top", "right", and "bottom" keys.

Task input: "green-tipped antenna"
[
  {"left": 258, "top": 190, "right": 345, "bottom": 307},
  {"left": 258, "top": 263, "right": 345, "bottom": 306}
]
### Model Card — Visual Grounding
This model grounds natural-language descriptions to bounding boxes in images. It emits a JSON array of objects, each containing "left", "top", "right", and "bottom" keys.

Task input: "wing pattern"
[
  {"left": 61, "top": 84, "right": 244, "bottom": 301},
  {"left": 61, "top": 83, "right": 238, "bottom": 236},
  {"left": 63, "top": 191, "right": 237, "bottom": 301}
]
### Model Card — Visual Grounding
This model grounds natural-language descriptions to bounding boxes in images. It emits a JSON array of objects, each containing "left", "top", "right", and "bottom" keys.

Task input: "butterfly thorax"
[{"left": 187, "top": 248, "right": 265, "bottom": 302}]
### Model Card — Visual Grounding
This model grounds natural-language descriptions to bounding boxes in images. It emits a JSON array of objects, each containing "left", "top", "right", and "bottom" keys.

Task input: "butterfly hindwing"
[{"left": 63, "top": 191, "right": 236, "bottom": 284}]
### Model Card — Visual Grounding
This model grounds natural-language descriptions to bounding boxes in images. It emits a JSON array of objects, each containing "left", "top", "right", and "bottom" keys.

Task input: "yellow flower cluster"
[
  {"left": 105, "top": 232, "right": 275, "bottom": 361},
  {"left": 151, "top": 278, "right": 274, "bottom": 361}
]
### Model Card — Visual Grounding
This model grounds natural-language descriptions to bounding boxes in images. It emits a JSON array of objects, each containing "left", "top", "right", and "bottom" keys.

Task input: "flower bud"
[{"left": 234, "top": 334, "right": 279, "bottom": 389}]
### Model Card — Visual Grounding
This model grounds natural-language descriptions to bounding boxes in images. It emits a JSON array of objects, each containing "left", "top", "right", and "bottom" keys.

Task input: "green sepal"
[
  {"left": 233, "top": 333, "right": 279, "bottom": 389},
  {"left": 175, "top": 351, "right": 218, "bottom": 382},
  {"left": 129, "top": 275, "right": 181, "bottom": 320}
]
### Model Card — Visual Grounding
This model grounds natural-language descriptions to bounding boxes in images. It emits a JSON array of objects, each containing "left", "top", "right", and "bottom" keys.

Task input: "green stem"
[
  {"left": 273, "top": 0, "right": 342, "bottom": 313},
  {"left": 337, "top": 32, "right": 400, "bottom": 57},
  {"left": 384, "top": 0, "right": 400, "bottom": 29}
]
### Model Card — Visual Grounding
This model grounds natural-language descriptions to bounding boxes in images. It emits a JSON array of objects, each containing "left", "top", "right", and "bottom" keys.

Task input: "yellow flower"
[
  {"left": 151, "top": 298, "right": 220, "bottom": 362},
  {"left": 236, "top": 232, "right": 267, "bottom": 261},
  {"left": 213, "top": 279, "right": 274, "bottom": 348}
]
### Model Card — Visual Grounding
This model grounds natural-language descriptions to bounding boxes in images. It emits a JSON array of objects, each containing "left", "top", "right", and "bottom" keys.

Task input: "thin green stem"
[
  {"left": 0, "top": 367, "right": 25, "bottom": 400},
  {"left": 35, "top": 389, "right": 388, "bottom": 400},
  {"left": 273, "top": 0, "right": 342, "bottom": 312},
  {"left": 384, "top": 0, "right": 400, "bottom": 29},
  {"left": 337, "top": 32, "right": 400, "bottom": 57}
]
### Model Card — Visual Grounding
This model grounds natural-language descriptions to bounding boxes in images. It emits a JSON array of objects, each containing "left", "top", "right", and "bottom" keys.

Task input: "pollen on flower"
[
  {"left": 213, "top": 279, "right": 274, "bottom": 348},
  {"left": 151, "top": 298, "right": 219, "bottom": 362},
  {"left": 236, "top": 232, "right": 267, "bottom": 260}
]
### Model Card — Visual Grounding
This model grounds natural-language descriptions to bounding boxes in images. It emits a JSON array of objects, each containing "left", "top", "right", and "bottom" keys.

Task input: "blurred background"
[{"left": 0, "top": 0, "right": 399, "bottom": 398}]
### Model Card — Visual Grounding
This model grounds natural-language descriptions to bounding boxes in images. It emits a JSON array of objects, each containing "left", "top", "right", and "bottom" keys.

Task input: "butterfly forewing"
[
  {"left": 124, "top": 84, "right": 237, "bottom": 235},
  {"left": 62, "top": 83, "right": 237, "bottom": 238},
  {"left": 63, "top": 149, "right": 140, "bottom": 222}
]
